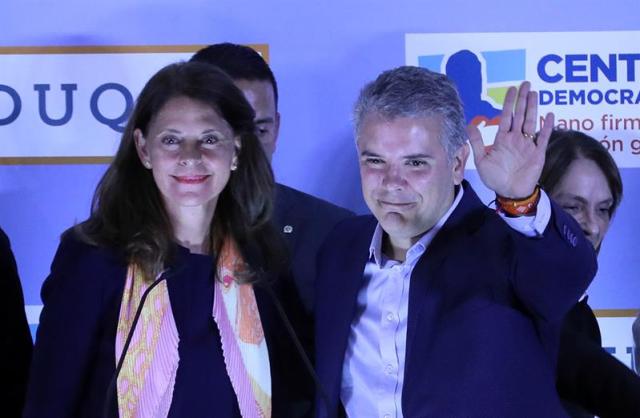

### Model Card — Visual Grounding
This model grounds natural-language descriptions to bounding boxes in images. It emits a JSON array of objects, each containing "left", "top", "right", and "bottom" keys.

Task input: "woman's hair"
[
  {"left": 540, "top": 129, "right": 623, "bottom": 217},
  {"left": 77, "top": 61, "right": 284, "bottom": 281}
]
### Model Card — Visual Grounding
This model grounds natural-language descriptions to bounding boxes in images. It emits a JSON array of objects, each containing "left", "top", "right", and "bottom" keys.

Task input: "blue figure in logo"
[{"left": 446, "top": 50, "right": 501, "bottom": 126}]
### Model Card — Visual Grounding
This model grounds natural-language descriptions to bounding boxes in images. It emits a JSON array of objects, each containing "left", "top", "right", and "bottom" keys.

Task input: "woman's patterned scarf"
[{"left": 115, "top": 239, "right": 271, "bottom": 417}]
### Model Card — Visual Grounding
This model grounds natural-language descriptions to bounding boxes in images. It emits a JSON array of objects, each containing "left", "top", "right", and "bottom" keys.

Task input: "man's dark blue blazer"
[
  {"left": 314, "top": 181, "right": 597, "bottom": 418},
  {"left": 273, "top": 183, "right": 354, "bottom": 314}
]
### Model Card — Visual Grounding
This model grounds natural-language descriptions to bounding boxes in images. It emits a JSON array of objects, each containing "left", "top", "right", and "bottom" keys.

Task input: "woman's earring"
[{"left": 143, "top": 161, "right": 152, "bottom": 169}]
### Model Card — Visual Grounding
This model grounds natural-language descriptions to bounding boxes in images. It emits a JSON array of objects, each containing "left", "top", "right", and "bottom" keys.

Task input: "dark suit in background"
[
  {"left": 273, "top": 183, "right": 354, "bottom": 314},
  {"left": 0, "top": 227, "right": 33, "bottom": 417},
  {"left": 272, "top": 183, "right": 354, "bottom": 417},
  {"left": 557, "top": 298, "right": 640, "bottom": 418}
]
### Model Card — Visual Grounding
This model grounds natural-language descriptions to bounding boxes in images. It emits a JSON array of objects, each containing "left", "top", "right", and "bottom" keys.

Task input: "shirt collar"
[{"left": 368, "top": 185, "right": 465, "bottom": 266}]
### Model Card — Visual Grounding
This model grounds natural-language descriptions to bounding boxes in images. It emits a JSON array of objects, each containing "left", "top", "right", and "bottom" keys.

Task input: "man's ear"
[
  {"left": 133, "top": 129, "right": 151, "bottom": 169},
  {"left": 452, "top": 143, "right": 470, "bottom": 185},
  {"left": 273, "top": 111, "right": 281, "bottom": 149}
]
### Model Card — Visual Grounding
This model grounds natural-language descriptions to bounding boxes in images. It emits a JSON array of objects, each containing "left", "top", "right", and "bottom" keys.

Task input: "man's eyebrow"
[
  {"left": 359, "top": 151, "right": 433, "bottom": 159},
  {"left": 360, "top": 150, "right": 381, "bottom": 157},
  {"left": 403, "top": 153, "right": 431, "bottom": 159},
  {"left": 255, "top": 117, "right": 275, "bottom": 124}
]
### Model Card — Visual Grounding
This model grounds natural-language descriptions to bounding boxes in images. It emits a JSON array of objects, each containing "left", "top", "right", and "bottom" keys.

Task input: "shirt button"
[
  {"left": 386, "top": 312, "right": 395, "bottom": 321},
  {"left": 384, "top": 415, "right": 391, "bottom": 418},
  {"left": 385, "top": 364, "right": 393, "bottom": 374}
]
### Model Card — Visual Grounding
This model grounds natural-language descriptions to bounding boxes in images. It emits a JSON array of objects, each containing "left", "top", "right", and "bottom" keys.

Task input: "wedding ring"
[{"left": 522, "top": 132, "right": 536, "bottom": 140}]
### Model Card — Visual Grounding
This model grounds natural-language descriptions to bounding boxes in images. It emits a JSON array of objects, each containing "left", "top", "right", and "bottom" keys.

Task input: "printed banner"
[
  {"left": 0, "top": 45, "right": 268, "bottom": 162},
  {"left": 406, "top": 31, "right": 640, "bottom": 168},
  {"left": 597, "top": 314, "right": 638, "bottom": 370}
]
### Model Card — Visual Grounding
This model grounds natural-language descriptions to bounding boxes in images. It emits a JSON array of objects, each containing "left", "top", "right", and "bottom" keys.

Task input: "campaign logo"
[{"left": 417, "top": 49, "right": 525, "bottom": 126}]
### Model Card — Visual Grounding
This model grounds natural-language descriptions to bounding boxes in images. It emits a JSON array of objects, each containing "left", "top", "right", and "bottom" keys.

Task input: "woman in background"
[
  {"left": 25, "top": 61, "right": 310, "bottom": 417},
  {"left": 540, "top": 129, "right": 640, "bottom": 418}
]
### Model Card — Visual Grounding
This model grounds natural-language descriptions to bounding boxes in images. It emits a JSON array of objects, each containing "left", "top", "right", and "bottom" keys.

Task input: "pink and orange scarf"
[{"left": 115, "top": 239, "right": 271, "bottom": 417}]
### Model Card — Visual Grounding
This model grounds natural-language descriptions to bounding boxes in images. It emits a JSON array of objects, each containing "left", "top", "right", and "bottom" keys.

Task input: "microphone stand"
[{"left": 102, "top": 272, "right": 169, "bottom": 418}]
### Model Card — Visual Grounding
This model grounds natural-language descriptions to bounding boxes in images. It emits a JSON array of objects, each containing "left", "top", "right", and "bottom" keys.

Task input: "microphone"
[{"left": 102, "top": 271, "right": 169, "bottom": 418}]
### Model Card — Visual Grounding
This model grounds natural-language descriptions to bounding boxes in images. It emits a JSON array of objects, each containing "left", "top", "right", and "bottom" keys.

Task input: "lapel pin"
[{"left": 283, "top": 225, "right": 293, "bottom": 234}]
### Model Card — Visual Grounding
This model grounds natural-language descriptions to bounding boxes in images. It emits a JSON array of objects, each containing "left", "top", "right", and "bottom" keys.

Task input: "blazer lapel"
[
  {"left": 404, "top": 237, "right": 450, "bottom": 384},
  {"left": 316, "top": 217, "right": 377, "bottom": 414},
  {"left": 330, "top": 233, "right": 373, "bottom": 349},
  {"left": 403, "top": 182, "right": 486, "bottom": 391}
]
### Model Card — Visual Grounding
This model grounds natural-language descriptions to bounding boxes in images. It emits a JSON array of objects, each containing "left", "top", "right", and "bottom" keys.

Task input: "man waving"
[{"left": 314, "top": 66, "right": 596, "bottom": 418}]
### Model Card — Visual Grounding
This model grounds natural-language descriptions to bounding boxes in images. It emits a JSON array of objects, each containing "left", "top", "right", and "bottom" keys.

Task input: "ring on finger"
[{"left": 522, "top": 131, "right": 536, "bottom": 140}]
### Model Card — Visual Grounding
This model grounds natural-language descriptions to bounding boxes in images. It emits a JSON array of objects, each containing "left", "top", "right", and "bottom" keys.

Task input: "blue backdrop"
[{"left": 1, "top": 0, "right": 638, "bottom": 324}]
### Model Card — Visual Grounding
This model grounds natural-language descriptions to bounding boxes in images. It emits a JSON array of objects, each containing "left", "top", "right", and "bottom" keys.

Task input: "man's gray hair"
[{"left": 353, "top": 66, "right": 468, "bottom": 160}]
